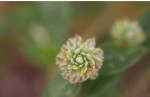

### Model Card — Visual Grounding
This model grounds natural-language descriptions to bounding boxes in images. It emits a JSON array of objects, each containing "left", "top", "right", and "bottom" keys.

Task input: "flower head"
[
  {"left": 56, "top": 35, "right": 104, "bottom": 84},
  {"left": 111, "top": 19, "right": 145, "bottom": 46}
]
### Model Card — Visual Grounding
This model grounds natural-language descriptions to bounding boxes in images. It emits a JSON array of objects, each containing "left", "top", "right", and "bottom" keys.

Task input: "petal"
[
  {"left": 61, "top": 44, "right": 67, "bottom": 52},
  {"left": 95, "top": 48, "right": 104, "bottom": 58},
  {"left": 56, "top": 60, "right": 66, "bottom": 66},
  {"left": 56, "top": 52, "right": 65, "bottom": 59},
  {"left": 75, "top": 34, "right": 83, "bottom": 42},
  {"left": 84, "top": 38, "right": 95, "bottom": 47},
  {"left": 89, "top": 72, "right": 98, "bottom": 80}
]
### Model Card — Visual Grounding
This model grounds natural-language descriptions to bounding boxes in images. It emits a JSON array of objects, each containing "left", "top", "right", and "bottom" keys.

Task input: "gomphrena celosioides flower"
[
  {"left": 56, "top": 35, "right": 104, "bottom": 84},
  {"left": 111, "top": 19, "right": 145, "bottom": 46}
]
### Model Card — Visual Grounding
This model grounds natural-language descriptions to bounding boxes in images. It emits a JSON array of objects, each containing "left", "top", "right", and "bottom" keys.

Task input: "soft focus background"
[{"left": 0, "top": 2, "right": 150, "bottom": 97}]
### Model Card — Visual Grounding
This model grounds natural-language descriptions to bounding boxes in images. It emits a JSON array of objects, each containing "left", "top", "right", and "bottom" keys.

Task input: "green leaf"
[
  {"left": 82, "top": 74, "right": 122, "bottom": 97},
  {"left": 23, "top": 40, "right": 59, "bottom": 67},
  {"left": 43, "top": 73, "right": 81, "bottom": 97},
  {"left": 139, "top": 10, "right": 150, "bottom": 47},
  {"left": 100, "top": 43, "right": 146, "bottom": 75}
]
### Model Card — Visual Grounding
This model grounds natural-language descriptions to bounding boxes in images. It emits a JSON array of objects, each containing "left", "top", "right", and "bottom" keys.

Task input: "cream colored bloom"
[
  {"left": 111, "top": 19, "right": 145, "bottom": 46},
  {"left": 56, "top": 35, "right": 104, "bottom": 84}
]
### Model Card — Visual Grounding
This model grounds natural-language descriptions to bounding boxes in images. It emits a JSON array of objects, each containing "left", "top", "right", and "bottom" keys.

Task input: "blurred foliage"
[
  {"left": 139, "top": 10, "right": 150, "bottom": 47},
  {"left": 82, "top": 74, "right": 122, "bottom": 97},
  {"left": 0, "top": 2, "right": 150, "bottom": 97},
  {"left": 43, "top": 73, "right": 81, "bottom": 97},
  {"left": 100, "top": 43, "right": 147, "bottom": 75}
]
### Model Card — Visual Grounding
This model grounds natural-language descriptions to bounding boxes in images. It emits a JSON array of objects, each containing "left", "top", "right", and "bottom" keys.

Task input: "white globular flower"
[
  {"left": 111, "top": 19, "right": 145, "bottom": 46},
  {"left": 56, "top": 35, "right": 104, "bottom": 84}
]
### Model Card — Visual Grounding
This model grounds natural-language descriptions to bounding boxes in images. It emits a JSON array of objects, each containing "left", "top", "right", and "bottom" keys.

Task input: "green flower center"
[{"left": 75, "top": 55, "right": 84, "bottom": 64}]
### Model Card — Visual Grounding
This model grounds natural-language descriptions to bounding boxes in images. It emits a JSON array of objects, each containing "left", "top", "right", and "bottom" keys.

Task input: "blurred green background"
[{"left": 0, "top": 2, "right": 150, "bottom": 97}]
